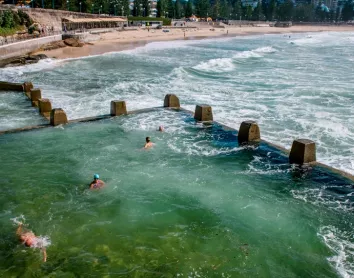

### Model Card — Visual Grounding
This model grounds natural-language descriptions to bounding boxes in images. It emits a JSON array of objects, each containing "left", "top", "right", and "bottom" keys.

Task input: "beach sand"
[{"left": 36, "top": 25, "right": 354, "bottom": 59}]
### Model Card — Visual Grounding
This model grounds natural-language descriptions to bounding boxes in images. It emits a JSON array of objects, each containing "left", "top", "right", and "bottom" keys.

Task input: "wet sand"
[{"left": 35, "top": 25, "right": 354, "bottom": 59}]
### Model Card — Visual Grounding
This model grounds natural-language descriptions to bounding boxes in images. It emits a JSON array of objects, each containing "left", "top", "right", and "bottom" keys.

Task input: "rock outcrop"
[
  {"left": 0, "top": 54, "right": 48, "bottom": 68},
  {"left": 63, "top": 38, "right": 84, "bottom": 47}
]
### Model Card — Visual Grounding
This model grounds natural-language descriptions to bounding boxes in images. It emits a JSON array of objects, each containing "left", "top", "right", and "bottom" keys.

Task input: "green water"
[{"left": 0, "top": 110, "right": 353, "bottom": 277}]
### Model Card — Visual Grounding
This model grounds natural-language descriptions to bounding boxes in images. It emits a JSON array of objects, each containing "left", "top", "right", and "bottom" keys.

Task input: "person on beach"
[
  {"left": 144, "top": 137, "right": 154, "bottom": 149},
  {"left": 16, "top": 223, "right": 47, "bottom": 262},
  {"left": 90, "top": 174, "right": 105, "bottom": 189}
]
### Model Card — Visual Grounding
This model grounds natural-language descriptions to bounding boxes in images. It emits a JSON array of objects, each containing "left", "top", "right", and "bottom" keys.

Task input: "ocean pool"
[{"left": 0, "top": 110, "right": 353, "bottom": 277}]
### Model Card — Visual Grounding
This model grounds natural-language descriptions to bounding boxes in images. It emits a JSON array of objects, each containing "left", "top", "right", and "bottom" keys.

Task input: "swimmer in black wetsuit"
[{"left": 90, "top": 174, "right": 105, "bottom": 190}]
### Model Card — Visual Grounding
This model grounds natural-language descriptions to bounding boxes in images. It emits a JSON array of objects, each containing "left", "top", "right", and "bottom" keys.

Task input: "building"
[{"left": 62, "top": 17, "right": 127, "bottom": 31}]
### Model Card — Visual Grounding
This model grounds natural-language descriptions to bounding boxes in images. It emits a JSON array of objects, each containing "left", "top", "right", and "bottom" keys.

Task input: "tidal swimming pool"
[
  {"left": 0, "top": 109, "right": 353, "bottom": 277},
  {"left": 0, "top": 92, "right": 46, "bottom": 131}
]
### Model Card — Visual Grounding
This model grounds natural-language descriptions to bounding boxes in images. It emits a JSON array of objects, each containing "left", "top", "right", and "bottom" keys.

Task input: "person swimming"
[
  {"left": 90, "top": 174, "right": 105, "bottom": 189},
  {"left": 158, "top": 126, "right": 164, "bottom": 132},
  {"left": 144, "top": 137, "right": 154, "bottom": 149},
  {"left": 16, "top": 223, "right": 48, "bottom": 262}
]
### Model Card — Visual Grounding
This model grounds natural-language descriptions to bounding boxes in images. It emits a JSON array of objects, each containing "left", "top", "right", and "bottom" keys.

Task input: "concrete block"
[
  {"left": 38, "top": 98, "right": 52, "bottom": 119},
  {"left": 23, "top": 82, "right": 34, "bottom": 93},
  {"left": 164, "top": 94, "right": 180, "bottom": 108},
  {"left": 30, "top": 88, "right": 42, "bottom": 107},
  {"left": 0, "top": 81, "right": 23, "bottom": 91},
  {"left": 238, "top": 121, "right": 261, "bottom": 145},
  {"left": 50, "top": 108, "right": 68, "bottom": 126},
  {"left": 194, "top": 105, "right": 213, "bottom": 122},
  {"left": 110, "top": 100, "right": 127, "bottom": 116},
  {"left": 289, "top": 139, "right": 316, "bottom": 165}
]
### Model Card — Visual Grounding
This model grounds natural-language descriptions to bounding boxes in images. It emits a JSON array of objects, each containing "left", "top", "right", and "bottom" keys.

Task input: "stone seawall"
[{"left": 0, "top": 34, "right": 62, "bottom": 59}]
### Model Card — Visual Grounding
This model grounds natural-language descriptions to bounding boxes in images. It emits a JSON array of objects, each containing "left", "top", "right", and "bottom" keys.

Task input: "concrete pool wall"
[{"left": 1, "top": 81, "right": 353, "bottom": 182}]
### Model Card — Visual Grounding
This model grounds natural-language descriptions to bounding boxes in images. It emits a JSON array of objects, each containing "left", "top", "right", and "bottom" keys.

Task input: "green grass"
[
  {"left": 0, "top": 26, "right": 25, "bottom": 37},
  {"left": 128, "top": 16, "right": 171, "bottom": 26}
]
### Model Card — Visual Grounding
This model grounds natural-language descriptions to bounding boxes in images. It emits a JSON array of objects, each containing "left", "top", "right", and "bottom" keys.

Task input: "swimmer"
[
  {"left": 90, "top": 174, "right": 105, "bottom": 189},
  {"left": 158, "top": 126, "right": 164, "bottom": 132},
  {"left": 144, "top": 137, "right": 154, "bottom": 149},
  {"left": 16, "top": 223, "right": 47, "bottom": 262}
]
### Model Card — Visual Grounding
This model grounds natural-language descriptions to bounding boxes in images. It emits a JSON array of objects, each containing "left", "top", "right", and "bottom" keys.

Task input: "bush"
[
  {"left": 2, "top": 10, "right": 14, "bottom": 29},
  {"left": 128, "top": 17, "right": 171, "bottom": 26},
  {"left": 18, "top": 10, "right": 33, "bottom": 27}
]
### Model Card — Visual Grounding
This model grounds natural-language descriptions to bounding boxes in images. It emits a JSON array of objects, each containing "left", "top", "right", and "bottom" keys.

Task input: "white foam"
[
  {"left": 0, "top": 58, "right": 61, "bottom": 80},
  {"left": 193, "top": 58, "right": 235, "bottom": 72},
  {"left": 233, "top": 46, "right": 276, "bottom": 59},
  {"left": 32, "top": 235, "right": 51, "bottom": 249},
  {"left": 318, "top": 226, "right": 354, "bottom": 278}
]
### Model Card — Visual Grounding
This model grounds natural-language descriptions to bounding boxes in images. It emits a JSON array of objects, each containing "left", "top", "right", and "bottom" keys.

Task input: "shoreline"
[{"left": 34, "top": 25, "right": 354, "bottom": 60}]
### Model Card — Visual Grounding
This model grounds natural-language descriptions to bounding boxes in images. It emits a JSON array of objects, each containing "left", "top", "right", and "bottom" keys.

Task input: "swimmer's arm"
[
  {"left": 42, "top": 248, "right": 47, "bottom": 262},
  {"left": 16, "top": 223, "right": 23, "bottom": 236}
]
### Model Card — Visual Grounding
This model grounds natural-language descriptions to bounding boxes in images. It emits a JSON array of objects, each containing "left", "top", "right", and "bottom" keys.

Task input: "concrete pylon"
[
  {"left": 289, "top": 139, "right": 316, "bottom": 165},
  {"left": 238, "top": 121, "right": 261, "bottom": 145},
  {"left": 30, "top": 88, "right": 42, "bottom": 107},
  {"left": 110, "top": 100, "right": 127, "bottom": 116},
  {"left": 50, "top": 108, "right": 68, "bottom": 126},
  {"left": 38, "top": 98, "right": 52, "bottom": 119},
  {"left": 23, "top": 82, "right": 34, "bottom": 95},
  {"left": 194, "top": 105, "right": 213, "bottom": 122},
  {"left": 164, "top": 94, "right": 180, "bottom": 108}
]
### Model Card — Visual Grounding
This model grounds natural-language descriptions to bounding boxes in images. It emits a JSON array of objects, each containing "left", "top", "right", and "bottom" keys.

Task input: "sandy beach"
[{"left": 36, "top": 25, "right": 354, "bottom": 59}]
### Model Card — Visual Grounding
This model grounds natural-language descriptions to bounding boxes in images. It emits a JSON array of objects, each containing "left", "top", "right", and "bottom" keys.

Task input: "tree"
[
  {"left": 195, "top": 0, "right": 210, "bottom": 17},
  {"left": 252, "top": 1, "right": 265, "bottom": 20},
  {"left": 167, "top": 0, "right": 175, "bottom": 18},
  {"left": 142, "top": 0, "right": 150, "bottom": 16},
  {"left": 133, "top": 0, "right": 143, "bottom": 16},
  {"left": 245, "top": 5, "right": 252, "bottom": 20},
  {"left": 336, "top": 6, "right": 341, "bottom": 21},
  {"left": 341, "top": 0, "right": 353, "bottom": 21},
  {"left": 232, "top": 0, "right": 241, "bottom": 19},
  {"left": 157, "top": 0, "right": 163, "bottom": 17},
  {"left": 175, "top": 0, "right": 182, "bottom": 18},
  {"left": 293, "top": 4, "right": 315, "bottom": 22},
  {"left": 219, "top": 0, "right": 230, "bottom": 18},
  {"left": 212, "top": 0, "right": 220, "bottom": 18},
  {"left": 185, "top": 0, "right": 193, "bottom": 17},
  {"left": 276, "top": 0, "right": 293, "bottom": 21},
  {"left": 268, "top": 0, "right": 276, "bottom": 20}
]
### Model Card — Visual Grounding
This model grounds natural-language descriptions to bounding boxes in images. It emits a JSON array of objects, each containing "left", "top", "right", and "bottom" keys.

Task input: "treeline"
[
  {"left": 154, "top": 0, "right": 354, "bottom": 22},
  {"left": 4, "top": 0, "right": 354, "bottom": 21}
]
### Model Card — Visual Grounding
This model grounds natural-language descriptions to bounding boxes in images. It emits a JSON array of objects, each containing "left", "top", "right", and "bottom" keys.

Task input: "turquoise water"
[
  {"left": 0, "top": 110, "right": 353, "bottom": 277},
  {"left": 0, "top": 92, "right": 46, "bottom": 130},
  {"left": 0, "top": 32, "right": 353, "bottom": 175},
  {"left": 0, "top": 32, "right": 354, "bottom": 277}
]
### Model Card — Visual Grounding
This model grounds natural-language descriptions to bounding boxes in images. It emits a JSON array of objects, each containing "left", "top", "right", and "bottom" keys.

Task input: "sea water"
[
  {"left": 0, "top": 32, "right": 354, "bottom": 277},
  {"left": 0, "top": 32, "right": 353, "bottom": 175},
  {"left": 0, "top": 110, "right": 353, "bottom": 277}
]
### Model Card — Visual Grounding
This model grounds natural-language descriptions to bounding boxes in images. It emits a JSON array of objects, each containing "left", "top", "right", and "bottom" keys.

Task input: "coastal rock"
[
  {"left": 1, "top": 54, "right": 48, "bottom": 68},
  {"left": 64, "top": 38, "right": 84, "bottom": 47},
  {"left": 40, "top": 40, "right": 66, "bottom": 51}
]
